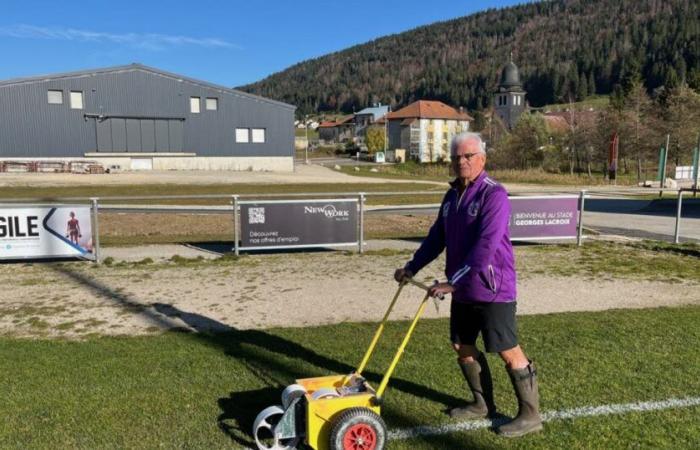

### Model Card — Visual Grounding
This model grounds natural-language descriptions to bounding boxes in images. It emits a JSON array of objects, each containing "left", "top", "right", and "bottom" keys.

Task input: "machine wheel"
[
  {"left": 329, "top": 407, "right": 386, "bottom": 450},
  {"left": 252, "top": 405, "right": 300, "bottom": 450}
]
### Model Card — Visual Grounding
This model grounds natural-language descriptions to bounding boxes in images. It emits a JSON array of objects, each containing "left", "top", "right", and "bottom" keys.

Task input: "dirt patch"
[
  {"left": 1, "top": 249, "right": 698, "bottom": 338},
  {"left": 364, "top": 214, "right": 435, "bottom": 239},
  {"left": 101, "top": 213, "right": 233, "bottom": 238},
  {"left": 0, "top": 164, "right": 438, "bottom": 187},
  {"left": 97, "top": 213, "right": 433, "bottom": 245}
]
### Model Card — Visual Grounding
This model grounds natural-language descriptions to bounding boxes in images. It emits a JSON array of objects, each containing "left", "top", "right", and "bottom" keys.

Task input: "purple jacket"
[{"left": 406, "top": 170, "right": 516, "bottom": 303}]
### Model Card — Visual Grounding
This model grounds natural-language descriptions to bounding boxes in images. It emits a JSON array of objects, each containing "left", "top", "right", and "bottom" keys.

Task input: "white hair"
[{"left": 450, "top": 132, "right": 486, "bottom": 155}]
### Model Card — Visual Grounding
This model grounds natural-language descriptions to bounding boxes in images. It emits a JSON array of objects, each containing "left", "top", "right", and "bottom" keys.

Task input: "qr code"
[{"left": 249, "top": 207, "right": 265, "bottom": 224}]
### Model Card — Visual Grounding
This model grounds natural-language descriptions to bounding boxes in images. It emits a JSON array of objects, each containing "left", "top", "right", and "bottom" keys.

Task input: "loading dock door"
[{"left": 94, "top": 118, "right": 183, "bottom": 152}]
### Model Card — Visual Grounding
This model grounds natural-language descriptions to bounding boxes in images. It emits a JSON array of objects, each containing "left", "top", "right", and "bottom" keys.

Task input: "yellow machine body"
[
  {"left": 296, "top": 374, "right": 380, "bottom": 450},
  {"left": 256, "top": 279, "right": 434, "bottom": 450}
]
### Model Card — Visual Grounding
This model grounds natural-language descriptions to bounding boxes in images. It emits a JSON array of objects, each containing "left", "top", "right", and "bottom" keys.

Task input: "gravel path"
[{"left": 0, "top": 241, "right": 697, "bottom": 338}]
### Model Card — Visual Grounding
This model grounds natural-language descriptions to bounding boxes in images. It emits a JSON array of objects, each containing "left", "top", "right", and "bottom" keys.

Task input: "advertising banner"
[
  {"left": 239, "top": 199, "right": 358, "bottom": 250},
  {"left": 508, "top": 196, "right": 580, "bottom": 240},
  {"left": 0, "top": 205, "right": 95, "bottom": 260}
]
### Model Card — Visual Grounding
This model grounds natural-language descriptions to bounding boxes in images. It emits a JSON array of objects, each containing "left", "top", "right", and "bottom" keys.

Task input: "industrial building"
[{"left": 0, "top": 64, "right": 295, "bottom": 171}]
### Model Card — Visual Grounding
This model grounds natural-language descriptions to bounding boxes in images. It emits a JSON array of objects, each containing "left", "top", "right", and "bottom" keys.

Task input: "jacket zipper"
[{"left": 488, "top": 264, "right": 497, "bottom": 293}]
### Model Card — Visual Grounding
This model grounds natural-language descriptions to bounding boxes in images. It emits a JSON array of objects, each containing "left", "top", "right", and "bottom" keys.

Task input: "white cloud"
[{"left": 0, "top": 24, "right": 239, "bottom": 50}]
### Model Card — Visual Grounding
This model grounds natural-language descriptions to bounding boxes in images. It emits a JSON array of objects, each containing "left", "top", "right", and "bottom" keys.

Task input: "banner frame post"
[
  {"left": 692, "top": 144, "right": 699, "bottom": 195},
  {"left": 233, "top": 195, "right": 240, "bottom": 256},
  {"left": 90, "top": 197, "right": 101, "bottom": 263},
  {"left": 577, "top": 190, "right": 586, "bottom": 247},
  {"left": 659, "top": 134, "right": 670, "bottom": 196},
  {"left": 358, "top": 192, "right": 365, "bottom": 254},
  {"left": 674, "top": 189, "right": 684, "bottom": 244}
]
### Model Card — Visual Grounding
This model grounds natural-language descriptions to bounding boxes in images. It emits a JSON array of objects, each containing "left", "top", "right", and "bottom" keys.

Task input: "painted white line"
[{"left": 388, "top": 396, "right": 700, "bottom": 440}]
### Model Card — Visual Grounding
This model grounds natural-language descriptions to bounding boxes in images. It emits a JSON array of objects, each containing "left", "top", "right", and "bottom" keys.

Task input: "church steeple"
[{"left": 493, "top": 54, "right": 526, "bottom": 129}]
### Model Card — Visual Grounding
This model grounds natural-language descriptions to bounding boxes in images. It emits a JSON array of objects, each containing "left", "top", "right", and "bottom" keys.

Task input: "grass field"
[
  {"left": 337, "top": 163, "right": 645, "bottom": 187},
  {"left": 295, "top": 128, "right": 320, "bottom": 140},
  {"left": 0, "top": 182, "right": 444, "bottom": 206},
  {"left": 542, "top": 95, "right": 611, "bottom": 112},
  {"left": 1, "top": 305, "right": 699, "bottom": 448}
]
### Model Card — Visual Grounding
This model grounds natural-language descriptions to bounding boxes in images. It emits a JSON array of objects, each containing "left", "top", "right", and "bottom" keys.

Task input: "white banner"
[{"left": 0, "top": 205, "right": 95, "bottom": 260}]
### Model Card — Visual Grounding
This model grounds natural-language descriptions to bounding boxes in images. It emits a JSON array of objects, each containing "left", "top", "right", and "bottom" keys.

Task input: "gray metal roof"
[
  {"left": 0, "top": 63, "right": 295, "bottom": 110},
  {"left": 355, "top": 105, "right": 389, "bottom": 120}
]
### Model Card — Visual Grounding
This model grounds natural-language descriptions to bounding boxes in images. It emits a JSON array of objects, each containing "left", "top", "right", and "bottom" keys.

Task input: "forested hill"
[{"left": 239, "top": 0, "right": 700, "bottom": 115}]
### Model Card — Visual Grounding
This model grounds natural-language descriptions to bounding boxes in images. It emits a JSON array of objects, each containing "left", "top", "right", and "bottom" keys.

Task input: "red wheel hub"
[{"left": 343, "top": 423, "right": 377, "bottom": 450}]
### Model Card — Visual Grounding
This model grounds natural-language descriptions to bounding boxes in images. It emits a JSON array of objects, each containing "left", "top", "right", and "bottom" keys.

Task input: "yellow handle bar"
[{"left": 355, "top": 278, "right": 442, "bottom": 399}]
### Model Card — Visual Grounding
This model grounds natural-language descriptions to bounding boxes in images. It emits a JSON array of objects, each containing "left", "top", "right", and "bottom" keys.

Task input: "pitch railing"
[{"left": 0, "top": 187, "right": 695, "bottom": 262}]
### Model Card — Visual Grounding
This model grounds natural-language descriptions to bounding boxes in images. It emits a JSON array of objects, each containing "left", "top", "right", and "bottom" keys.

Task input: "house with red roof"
[
  {"left": 386, "top": 100, "right": 472, "bottom": 162},
  {"left": 317, "top": 115, "right": 355, "bottom": 142}
]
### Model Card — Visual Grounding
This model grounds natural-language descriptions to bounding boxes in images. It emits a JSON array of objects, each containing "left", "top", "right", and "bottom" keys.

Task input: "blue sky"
[{"left": 1, "top": 0, "right": 530, "bottom": 87}]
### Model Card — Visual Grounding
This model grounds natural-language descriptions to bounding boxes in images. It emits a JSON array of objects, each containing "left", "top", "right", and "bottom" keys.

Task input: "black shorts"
[{"left": 450, "top": 301, "right": 518, "bottom": 353}]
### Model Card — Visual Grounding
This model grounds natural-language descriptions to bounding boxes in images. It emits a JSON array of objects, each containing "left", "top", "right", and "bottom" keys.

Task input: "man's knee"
[
  {"left": 453, "top": 343, "right": 480, "bottom": 362},
  {"left": 498, "top": 345, "right": 529, "bottom": 369}
]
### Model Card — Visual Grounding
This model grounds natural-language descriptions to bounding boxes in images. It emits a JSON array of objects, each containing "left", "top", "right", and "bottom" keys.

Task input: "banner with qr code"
[{"left": 239, "top": 199, "right": 358, "bottom": 250}]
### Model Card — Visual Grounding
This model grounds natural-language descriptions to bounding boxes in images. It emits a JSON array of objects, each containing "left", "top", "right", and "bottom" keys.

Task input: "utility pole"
[
  {"left": 661, "top": 134, "right": 670, "bottom": 188},
  {"left": 384, "top": 105, "right": 390, "bottom": 155},
  {"left": 305, "top": 114, "right": 309, "bottom": 165}
]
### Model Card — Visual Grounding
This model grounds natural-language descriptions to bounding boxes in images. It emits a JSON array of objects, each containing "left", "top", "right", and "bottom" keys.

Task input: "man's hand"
[
  {"left": 394, "top": 267, "right": 414, "bottom": 283},
  {"left": 429, "top": 282, "right": 455, "bottom": 298}
]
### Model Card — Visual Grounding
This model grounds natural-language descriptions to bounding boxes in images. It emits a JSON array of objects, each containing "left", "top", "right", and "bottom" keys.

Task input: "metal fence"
[{"left": 1, "top": 187, "right": 697, "bottom": 263}]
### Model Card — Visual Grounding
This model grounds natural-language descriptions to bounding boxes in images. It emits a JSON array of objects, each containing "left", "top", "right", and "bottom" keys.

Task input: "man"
[{"left": 394, "top": 132, "right": 542, "bottom": 437}]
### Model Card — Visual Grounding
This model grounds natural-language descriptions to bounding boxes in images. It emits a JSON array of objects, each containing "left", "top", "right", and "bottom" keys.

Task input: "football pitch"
[{"left": 1, "top": 304, "right": 699, "bottom": 449}]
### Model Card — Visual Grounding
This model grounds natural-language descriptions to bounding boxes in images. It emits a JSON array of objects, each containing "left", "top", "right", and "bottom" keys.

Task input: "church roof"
[{"left": 499, "top": 58, "right": 522, "bottom": 88}]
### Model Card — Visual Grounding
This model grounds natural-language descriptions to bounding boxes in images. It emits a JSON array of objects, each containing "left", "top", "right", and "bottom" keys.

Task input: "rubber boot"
[
  {"left": 497, "top": 361, "right": 543, "bottom": 437},
  {"left": 449, "top": 352, "right": 496, "bottom": 419}
]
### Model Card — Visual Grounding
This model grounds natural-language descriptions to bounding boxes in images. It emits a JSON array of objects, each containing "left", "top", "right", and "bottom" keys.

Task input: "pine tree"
[{"left": 588, "top": 72, "right": 597, "bottom": 96}]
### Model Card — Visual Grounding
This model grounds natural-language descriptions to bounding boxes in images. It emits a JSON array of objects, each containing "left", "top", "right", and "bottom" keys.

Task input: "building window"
[
  {"left": 47, "top": 90, "right": 63, "bottom": 104},
  {"left": 251, "top": 128, "right": 266, "bottom": 143},
  {"left": 190, "top": 97, "right": 201, "bottom": 114},
  {"left": 206, "top": 98, "right": 218, "bottom": 111},
  {"left": 70, "top": 91, "right": 83, "bottom": 109},
  {"left": 235, "top": 128, "right": 249, "bottom": 143}
]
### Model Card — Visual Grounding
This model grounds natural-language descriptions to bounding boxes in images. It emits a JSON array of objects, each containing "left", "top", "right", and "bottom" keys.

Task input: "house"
[
  {"left": 542, "top": 114, "right": 569, "bottom": 135},
  {"left": 542, "top": 109, "right": 598, "bottom": 135},
  {"left": 317, "top": 116, "right": 355, "bottom": 142},
  {"left": 0, "top": 63, "right": 295, "bottom": 171},
  {"left": 353, "top": 104, "right": 389, "bottom": 138},
  {"left": 386, "top": 100, "right": 472, "bottom": 162}
]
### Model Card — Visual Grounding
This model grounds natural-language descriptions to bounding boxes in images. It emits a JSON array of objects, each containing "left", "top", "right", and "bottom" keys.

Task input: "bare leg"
[
  {"left": 498, "top": 345, "right": 529, "bottom": 369},
  {"left": 453, "top": 343, "right": 480, "bottom": 362}
]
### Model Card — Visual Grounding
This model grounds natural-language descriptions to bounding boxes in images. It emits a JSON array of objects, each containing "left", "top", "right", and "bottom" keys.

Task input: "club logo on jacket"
[
  {"left": 467, "top": 200, "right": 480, "bottom": 217},
  {"left": 442, "top": 202, "right": 450, "bottom": 218}
]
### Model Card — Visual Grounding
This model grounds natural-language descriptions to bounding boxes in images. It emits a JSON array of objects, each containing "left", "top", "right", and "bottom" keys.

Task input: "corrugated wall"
[{"left": 0, "top": 68, "right": 294, "bottom": 158}]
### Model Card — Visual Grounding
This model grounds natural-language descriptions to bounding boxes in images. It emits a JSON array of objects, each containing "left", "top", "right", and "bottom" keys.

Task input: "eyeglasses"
[{"left": 452, "top": 152, "right": 481, "bottom": 162}]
